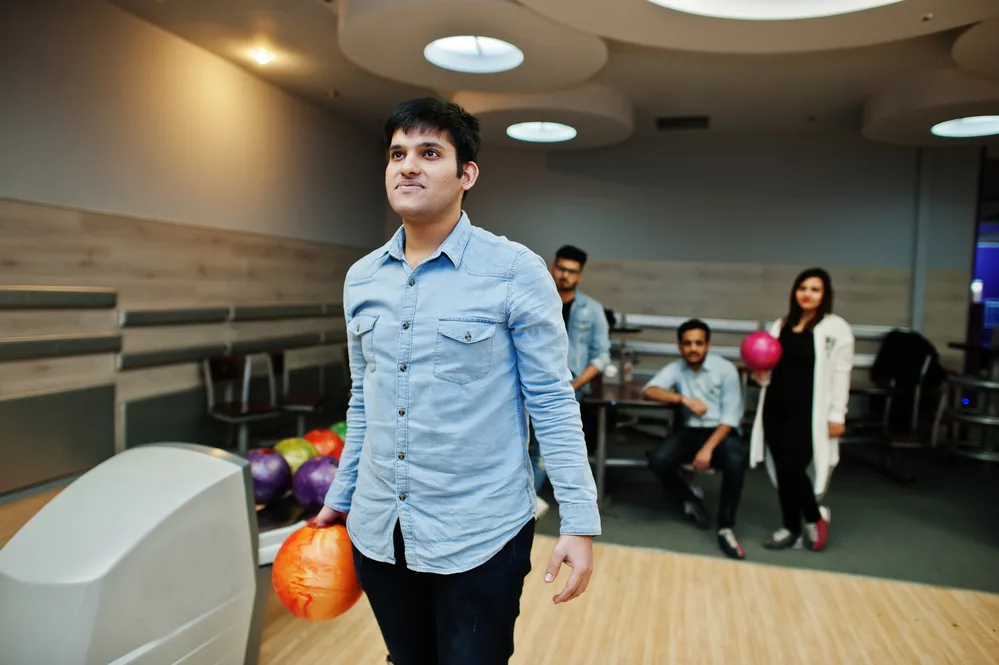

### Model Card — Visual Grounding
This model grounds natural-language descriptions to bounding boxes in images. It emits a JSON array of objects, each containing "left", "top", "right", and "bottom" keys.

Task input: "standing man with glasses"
[{"left": 530, "top": 245, "right": 612, "bottom": 518}]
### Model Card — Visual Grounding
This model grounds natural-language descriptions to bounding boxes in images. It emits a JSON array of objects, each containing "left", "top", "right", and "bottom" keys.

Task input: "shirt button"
[
  {"left": 400, "top": 364, "right": 407, "bottom": 372},
  {"left": 398, "top": 452, "right": 405, "bottom": 460},
  {"left": 408, "top": 278, "right": 415, "bottom": 286},
  {"left": 402, "top": 322, "right": 409, "bottom": 329},
  {"left": 399, "top": 493, "right": 406, "bottom": 501},
  {"left": 398, "top": 409, "right": 405, "bottom": 416}
]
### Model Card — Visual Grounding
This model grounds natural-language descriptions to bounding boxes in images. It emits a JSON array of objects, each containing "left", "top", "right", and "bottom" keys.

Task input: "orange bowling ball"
[
  {"left": 271, "top": 522, "right": 362, "bottom": 621},
  {"left": 304, "top": 429, "right": 344, "bottom": 460}
]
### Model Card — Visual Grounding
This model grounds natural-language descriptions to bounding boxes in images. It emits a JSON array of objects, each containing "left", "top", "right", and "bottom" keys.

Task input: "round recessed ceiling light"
[
  {"left": 506, "top": 122, "right": 578, "bottom": 143},
  {"left": 644, "top": 0, "right": 904, "bottom": 21},
  {"left": 930, "top": 116, "right": 999, "bottom": 138},
  {"left": 249, "top": 47, "right": 276, "bottom": 65},
  {"left": 423, "top": 36, "right": 524, "bottom": 74}
]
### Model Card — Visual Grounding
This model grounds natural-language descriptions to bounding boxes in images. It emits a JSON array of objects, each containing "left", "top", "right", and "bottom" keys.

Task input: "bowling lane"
[{"left": 0, "top": 487, "right": 62, "bottom": 549}]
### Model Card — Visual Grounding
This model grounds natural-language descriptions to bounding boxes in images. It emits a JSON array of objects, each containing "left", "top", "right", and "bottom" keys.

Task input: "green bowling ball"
[
  {"left": 330, "top": 421, "right": 348, "bottom": 439},
  {"left": 273, "top": 437, "right": 318, "bottom": 474}
]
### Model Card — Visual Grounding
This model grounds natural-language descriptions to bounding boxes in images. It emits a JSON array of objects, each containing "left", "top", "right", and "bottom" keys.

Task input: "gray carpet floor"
[{"left": 536, "top": 436, "right": 999, "bottom": 595}]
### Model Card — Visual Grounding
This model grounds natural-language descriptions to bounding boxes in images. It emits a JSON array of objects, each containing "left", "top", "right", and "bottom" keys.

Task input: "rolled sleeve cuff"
[
  {"left": 558, "top": 501, "right": 602, "bottom": 537},
  {"left": 828, "top": 410, "right": 846, "bottom": 424},
  {"left": 590, "top": 354, "right": 610, "bottom": 374},
  {"left": 721, "top": 416, "right": 742, "bottom": 430},
  {"left": 323, "top": 482, "right": 354, "bottom": 513}
]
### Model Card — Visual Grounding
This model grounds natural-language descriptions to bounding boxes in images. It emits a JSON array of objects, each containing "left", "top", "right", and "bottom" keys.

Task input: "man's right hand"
[
  {"left": 752, "top": 370, "right": 771, "bottom": 387},
  {"left": 681, "top": 396, "right": 709, "bottom": 417},
  {"left": 312, "top": 506, "right": 347, "bottom": 527}
]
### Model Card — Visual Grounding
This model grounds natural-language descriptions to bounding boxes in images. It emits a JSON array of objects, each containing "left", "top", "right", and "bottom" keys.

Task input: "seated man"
[{"left": 642, "top": 319, "right": 747, "bottom": 560}]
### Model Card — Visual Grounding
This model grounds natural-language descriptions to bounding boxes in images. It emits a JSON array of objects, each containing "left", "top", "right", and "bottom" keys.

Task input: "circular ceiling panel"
[
  {"left": 452, "top": 85, "right": 634, "bottom": 150},
  {"left": 337, "top": 0, "right": 608, "bottom": 92},
  {"left": 423, "top": 36, "right": 524, "bottom": 74},
  {"left": 953, "top": 19, "right": 999, "bottom": 78},
  {"left": 645, "top": 0, "right": 904, "bottom": 21},
  {"left": 513, "top": 0, "right": 999, "bottom": 54},
  {"left": 862, "top": 68, "right": 999, "bottom": 146}
]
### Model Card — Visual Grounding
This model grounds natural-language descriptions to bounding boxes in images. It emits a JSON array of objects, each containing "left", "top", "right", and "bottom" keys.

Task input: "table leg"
[{"left": 595, "top": 405, "right": 608, "bottom": 506}]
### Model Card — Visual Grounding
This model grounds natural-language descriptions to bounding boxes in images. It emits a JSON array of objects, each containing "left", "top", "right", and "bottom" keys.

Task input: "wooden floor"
[{"left": 4, "top": 490, "right": 999, "bottom": 664}]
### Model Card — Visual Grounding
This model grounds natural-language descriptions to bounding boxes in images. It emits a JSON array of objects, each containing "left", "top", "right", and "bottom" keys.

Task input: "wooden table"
[{"left": 582, "top": 380, "right": 670, "bottom": 505}]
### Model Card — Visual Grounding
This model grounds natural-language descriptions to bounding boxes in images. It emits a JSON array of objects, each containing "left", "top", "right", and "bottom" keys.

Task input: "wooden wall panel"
[
  {"left": 0, "top": 197, "right": 368, "bottom": 412},
  {"left": 582, "top": 260, "right": 913, "bottom": 329},
  {"left": 0, "top": 310, "right": 116, "bottom": 338},
  {"left": 0, "top": 355, "right": 116, "bottom": 397}
]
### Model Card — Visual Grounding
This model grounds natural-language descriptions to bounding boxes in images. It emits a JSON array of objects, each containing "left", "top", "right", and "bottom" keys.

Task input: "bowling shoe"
[{"left": 717, "top": 528, "right": 745, "bottom": 560}]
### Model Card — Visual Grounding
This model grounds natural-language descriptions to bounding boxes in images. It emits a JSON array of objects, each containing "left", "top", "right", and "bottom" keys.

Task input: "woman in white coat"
[{"left": 750, "top": 268, "right": 854, "bottom": 552}]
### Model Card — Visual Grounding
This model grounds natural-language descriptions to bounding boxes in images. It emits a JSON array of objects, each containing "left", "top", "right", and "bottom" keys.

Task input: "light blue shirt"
[
  {"left": 324, "top": 212, "right": 601, "bottom": 574},
  {"left": 565, "top": 291, "right": 611, "bottom": 394},
  {"left": 643, "top": 354, "right": 744, "bottom": 430}
]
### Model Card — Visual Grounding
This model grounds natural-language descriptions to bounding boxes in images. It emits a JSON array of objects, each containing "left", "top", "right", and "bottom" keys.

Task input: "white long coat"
[{"left": 749, "top": 313, "right": 855, "bottom": 497}]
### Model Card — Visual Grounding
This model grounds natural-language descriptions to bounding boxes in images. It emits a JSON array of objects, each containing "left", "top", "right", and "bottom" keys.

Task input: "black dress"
[
  {"left": 763, "top": 326, "right": 815, "bottom": 464},
  {"left": 762, "top": 324, "right": 821, "bottom": 531}
]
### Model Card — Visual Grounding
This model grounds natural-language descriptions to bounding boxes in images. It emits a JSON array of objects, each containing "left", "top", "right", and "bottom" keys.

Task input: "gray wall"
[
  {"left": 0, "top": 0, "right": 385, "bottom": 248},
  {"left": 461, "top": 134, "right": 980, "bottom": 271}
]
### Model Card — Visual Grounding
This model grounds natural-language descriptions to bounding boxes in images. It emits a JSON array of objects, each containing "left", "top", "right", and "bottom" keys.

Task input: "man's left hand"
[
  {"left": 828, "top": 421, "right": 846, "bottom": 438},
  {"left": 692, "top": 445, "right": 713, "bottom": 471},
  {"left": 544, "top": 535, "right": 594, "bottom": 605}
]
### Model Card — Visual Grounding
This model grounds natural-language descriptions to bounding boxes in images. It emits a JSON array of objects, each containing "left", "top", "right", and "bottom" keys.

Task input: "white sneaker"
[
  {"left": 820, "top": 505, "right": 831, "bottom": 524},
  {"left": 535, "top": 497, "right": 550, "bottom": 520}
]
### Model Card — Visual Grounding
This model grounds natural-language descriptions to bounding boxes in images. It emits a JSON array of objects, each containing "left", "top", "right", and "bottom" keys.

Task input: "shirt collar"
[
  {"left": 382, "top": 211, "right": 472, "bottom": 268},
  {"left": 682, "top": 354, "right": 712, "bottom": 373}
]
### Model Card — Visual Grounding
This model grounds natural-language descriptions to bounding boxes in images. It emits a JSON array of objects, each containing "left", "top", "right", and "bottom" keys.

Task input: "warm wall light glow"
[
  {"left": 645, "top": 0, "right": 904, "bottom": 20},
  {"left": 424, "top": 36, "right": 524, "bottom": 73},
  {"left": 931, "top": 116, "right": 999, "bottom": 138},
  {"left": 506, "top": 122, "right": 577, "bottom": 143},
  {"left": 249, "top": 47, "right": 276, "bottom": 65}
]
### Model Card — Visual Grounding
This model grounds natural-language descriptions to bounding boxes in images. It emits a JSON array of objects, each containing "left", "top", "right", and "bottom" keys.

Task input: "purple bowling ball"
[
  {"left": 293, "top": 455, "right": 339, "bottom": 515},
  {"left": 247, "top": 448, "right": 292, "bottom": 506}
]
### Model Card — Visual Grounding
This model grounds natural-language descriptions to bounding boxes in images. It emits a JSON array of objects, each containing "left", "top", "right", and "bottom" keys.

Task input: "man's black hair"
[
  {"left": 555, "top": 245, "right": 588, "bottom": 268},
  {"left": 384, "top": 97, "right": 481, "bottom": 179},
  {"left": 677, "top": 318, "right": 711, "bottom": 343}
]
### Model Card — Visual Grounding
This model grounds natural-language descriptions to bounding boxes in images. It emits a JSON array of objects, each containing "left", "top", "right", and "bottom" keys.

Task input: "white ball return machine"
[{"left": 0, "top": 443, "right": 306, "bottom": 665}]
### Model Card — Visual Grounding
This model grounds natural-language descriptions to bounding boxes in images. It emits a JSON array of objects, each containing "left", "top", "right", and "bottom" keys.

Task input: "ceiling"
[{"left": 106, "top": 0, "right": 999, "bottom": 149}]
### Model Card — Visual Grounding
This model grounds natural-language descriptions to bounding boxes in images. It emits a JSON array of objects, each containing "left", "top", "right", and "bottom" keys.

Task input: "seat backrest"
[
  {"left": 203, "top": 355, "right": 250, "bottom": 410},
  {"left": 268, "top": 351, "right": 288, "bottom": 395},
  {"left": 871, "top": 330, "right": 944, "bottom": 388}
]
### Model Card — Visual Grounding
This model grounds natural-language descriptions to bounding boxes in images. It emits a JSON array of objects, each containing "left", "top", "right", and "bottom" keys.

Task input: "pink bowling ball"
[{"left": 740, "top": 331, "right": 782, "bottom": 371}]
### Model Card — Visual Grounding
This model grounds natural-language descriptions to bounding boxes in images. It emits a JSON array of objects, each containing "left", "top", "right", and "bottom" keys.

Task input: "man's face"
[
  {"left": 678, "top": 328, "right": 709, "bottom": 367},
  {"left": 385, "top": 127, "right": 476, "bottom": 222},
  {"left": 552, "top": 258, "right": 583, "bottom": 293}
]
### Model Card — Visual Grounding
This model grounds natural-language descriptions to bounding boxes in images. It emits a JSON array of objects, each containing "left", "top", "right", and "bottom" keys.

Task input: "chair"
[
  {"left": 268, "top": 351, "right": 328, "bottom": 436},
  {"left": 203, "top": 355, "right": 281, "bottom": 454},
  {"left": 849, "top": 330, "right": 948, "bottom": 482}
]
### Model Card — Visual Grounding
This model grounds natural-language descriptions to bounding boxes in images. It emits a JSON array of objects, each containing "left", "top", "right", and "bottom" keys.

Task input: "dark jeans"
[
  {"left": 353, "top": 519, "right": 535, "bottom": 665},
  {"left": 647, "top": 428, "right": 746, "bottom": 529}
]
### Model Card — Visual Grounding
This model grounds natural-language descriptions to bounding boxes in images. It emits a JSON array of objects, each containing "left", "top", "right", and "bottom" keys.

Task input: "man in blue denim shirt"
[
  {"left": 529, "top": 245, "right": 610, "bottom": 519},
  {"left": 315, "top": 98, "right": 600, "bottom": 665}
]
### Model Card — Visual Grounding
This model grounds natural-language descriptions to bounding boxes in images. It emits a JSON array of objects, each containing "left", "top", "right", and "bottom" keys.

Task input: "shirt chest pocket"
[
  {"left": 349, "top": 314, "right": 378, "bottom": 366},
  {"left": 433, "top": 318, "right": 498, "bottom": 385}
]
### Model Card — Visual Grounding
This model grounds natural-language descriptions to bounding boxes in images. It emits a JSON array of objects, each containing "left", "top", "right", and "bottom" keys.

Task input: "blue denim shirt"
[
  {"left": 643, "top": 354, "right": 744, "bottom": 431},
  {"left": 324, "top": 212, "right": 601, "bottom": 574},
  {"left": 565, "top": 291, "right": 611, "bottom": 394}
]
